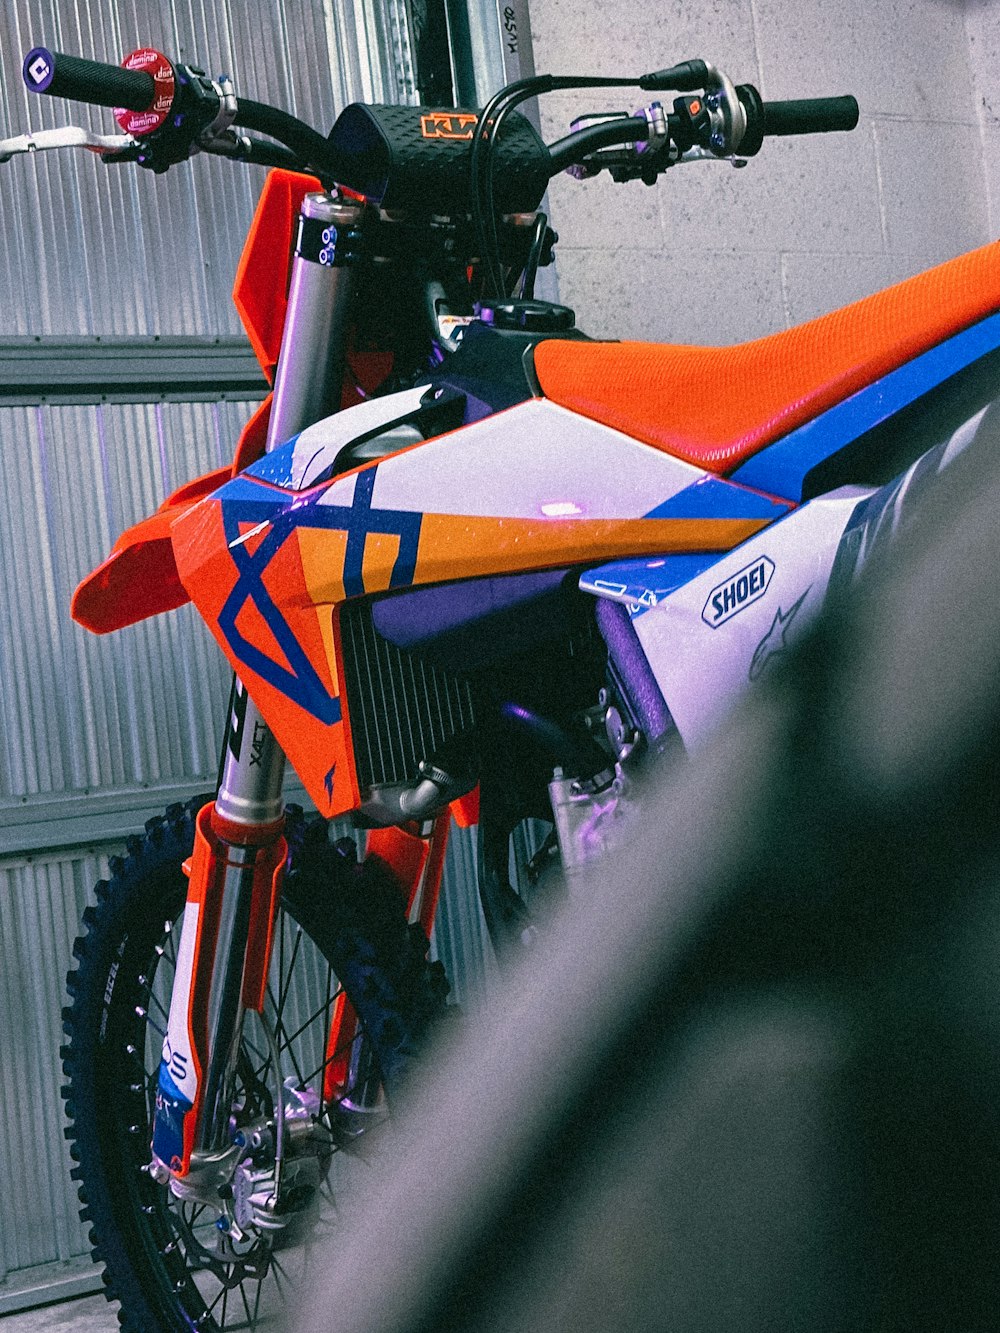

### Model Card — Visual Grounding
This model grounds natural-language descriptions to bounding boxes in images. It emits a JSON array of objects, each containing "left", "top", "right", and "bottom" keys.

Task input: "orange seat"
[{"left": 533, "top": 240, "right": 1000, "bottom": 475}]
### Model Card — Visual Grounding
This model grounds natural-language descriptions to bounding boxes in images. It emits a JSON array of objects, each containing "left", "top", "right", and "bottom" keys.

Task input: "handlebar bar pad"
[
  {"left": 762, "top": 96, "right": 860, "bottom": 137},
  {"left": 23, "top": 47, "right": 156, "bottom": 111},
  {"left": 326, "top": 104, "right": 551, "bottom": 213}
]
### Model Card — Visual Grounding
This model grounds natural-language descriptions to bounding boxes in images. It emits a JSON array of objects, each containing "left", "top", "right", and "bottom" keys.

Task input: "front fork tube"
[
  {"left": 152, "top": 689, "right": 288, "bottom": 1177},
  {"left": 152, "top": 190, "right": 369, "bottom": 1178}
]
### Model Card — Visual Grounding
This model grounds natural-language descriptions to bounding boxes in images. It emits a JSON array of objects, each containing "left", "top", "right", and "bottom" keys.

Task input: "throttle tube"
[
  {"left": 762, "top": 95, "right": 860, "bottom": 137},
  {"left": 23, "top": 46, "right": 155, "bottom": 110}
]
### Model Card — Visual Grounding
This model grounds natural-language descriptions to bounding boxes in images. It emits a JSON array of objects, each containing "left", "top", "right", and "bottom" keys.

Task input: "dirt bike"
[{"left": 7, "top": 36, "right": 999, "bottom": 1333}]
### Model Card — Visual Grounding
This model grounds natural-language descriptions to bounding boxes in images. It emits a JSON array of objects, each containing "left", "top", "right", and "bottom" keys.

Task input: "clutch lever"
[{"left": 0, "top": 124, "right": 134, "bottom": 164}]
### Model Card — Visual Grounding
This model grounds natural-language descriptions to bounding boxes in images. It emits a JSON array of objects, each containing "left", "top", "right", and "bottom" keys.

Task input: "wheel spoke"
[
  {"left": 67, "top": 811, "right": 443, "bottom": 1333},
  {"left": 146, "top": 986, "right": 171, "bottom": 1026},
  {"left": 276, "top": 925, "right": 303, "bottom": 1027},
  {"left": 275, "top": 1024, "right": 308, "bottom": 1090},
  {"left": 239, "top": 1280, "right": 254, "bottom": 1328},
  {"left": 140, "top": 1012, "right": 167, "bottom": 1041},
  {"left": 300, "top": 1025, "right": 363, "bottom": 1092},
  {"left": 203, "top": 1281, "right": 229, "bottom": 1321},
  {"left": 271, "top": 985, "right": 345, "bottom": 1054}
]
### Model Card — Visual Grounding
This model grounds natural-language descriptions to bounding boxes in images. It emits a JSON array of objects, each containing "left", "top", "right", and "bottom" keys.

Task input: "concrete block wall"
[{"left": 528, "top": 0, "right": 1000, "bottom": 343}]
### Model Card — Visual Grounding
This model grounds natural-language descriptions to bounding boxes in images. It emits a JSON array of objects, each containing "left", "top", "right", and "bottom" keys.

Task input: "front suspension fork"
[
  {"left": 152, "top": 189, "right": 364, "bottom": 1181},
  {"left": 150, "top": 782, "right": 287, "bottom": 1175}
]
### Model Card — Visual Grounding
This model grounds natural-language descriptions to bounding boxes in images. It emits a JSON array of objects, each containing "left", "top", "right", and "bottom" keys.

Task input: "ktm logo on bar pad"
[{"left": 421, "top": 112, "right": 478, "bottom": 140}]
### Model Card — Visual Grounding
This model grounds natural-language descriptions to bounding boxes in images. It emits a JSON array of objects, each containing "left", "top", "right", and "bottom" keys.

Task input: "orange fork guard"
[{"left": 323, "top": 814, "right": 451, "bottom": 1104}]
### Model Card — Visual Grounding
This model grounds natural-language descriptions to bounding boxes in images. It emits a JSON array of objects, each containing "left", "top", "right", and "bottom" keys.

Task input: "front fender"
[
  {"left": 71, "top": 466, "right": 234, "bottom": 633},
  {"left": 72, "top": 397, "right": 273, "bottom": 635}
]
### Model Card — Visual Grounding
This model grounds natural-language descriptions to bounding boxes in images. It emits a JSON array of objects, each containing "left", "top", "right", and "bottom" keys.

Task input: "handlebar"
[
  {"left": 548, "top": 86, "right": 859, "bottom": 183},
  {"left": 23, "top": 46, "right": 155, "bottom": 111},
  {"left": 15, "top": 44, "right": 860, "bottom": 214}
]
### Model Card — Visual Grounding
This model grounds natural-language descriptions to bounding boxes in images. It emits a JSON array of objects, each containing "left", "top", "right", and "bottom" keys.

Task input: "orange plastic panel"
[
  {"left": 72, "top": 506, "right": 188, "bottom": 633},
  {"left": 162, "top": 465, "right": 235, "bottom": 509},
  {"left": 322, "top": 993, "right": 356, "bottom": 1104},
  {"left": 71, "top": 466, "right": 233, "bottom": 633},
  {"left": 240, "top": 834, "right": 289, "bottom": 1013},
  {"left": 417, "top": 814, "right": 450, "bottom": 939},
  {"left": 534, "top": 240, "right": 1000, "bottom": 474},
  {"left": 367, "top": 826, "right": 431, "bottom": 913},
  {"left": 233, "top": 169, "right": 321, "bottom": 383},
  {"left": 231, "top": 394, "right": 273, "bottom": 475},
  {"left": 450, "top": 786, "right": 480, "bottom": 828},
  {"left": 73, "top": 382, "right": 278, "bottom": 636}
]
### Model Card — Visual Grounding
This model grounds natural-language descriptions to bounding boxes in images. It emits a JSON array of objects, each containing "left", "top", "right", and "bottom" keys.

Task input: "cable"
[
  {"left": 518, "top": 211, "right": 548, "bottom": 299},
  {"left": 471, "top": 73, "right": 646, "bottom": 299}
]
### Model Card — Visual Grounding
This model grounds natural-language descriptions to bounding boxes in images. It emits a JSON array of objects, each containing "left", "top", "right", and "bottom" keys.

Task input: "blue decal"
[
  {"left": 580, "top": 474, "right": 788, "bottom": 615},
  {"left": 732, "top": 311, "right": 1000, "bottom": 500},
  {"left": 644, "top": 475, "right": 790, "bottom": 521},
  {"left": 216, "top": 474, "right": 284, "bottom": 505},
  {"left": 151, "top": 1059, "right": 193, "bottom": 1172},
  {"left": 214, "top": 467, "right": 422, "bottom": 722},
  {"left": 749, "top": 587, "right": 811, "bottom": 681},
  {"left": 245, "top": 432, "right": 302, "bottom": 488},
  {"left": 580, "top": 552, "right": 720, "bottom": 612}
]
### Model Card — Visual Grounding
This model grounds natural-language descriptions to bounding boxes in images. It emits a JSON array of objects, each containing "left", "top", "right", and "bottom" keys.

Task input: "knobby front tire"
[{"left": 61, "top": 798, "right": 448, "bottom": 1332}]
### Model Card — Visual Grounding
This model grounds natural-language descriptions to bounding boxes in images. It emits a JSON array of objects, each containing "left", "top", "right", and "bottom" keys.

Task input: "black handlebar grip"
[
  {"left": 23, "top": 47, "right": 156, "bottom": 111},
  {"left": 762, "top": 96, "right": 860, "bottom": 137}
]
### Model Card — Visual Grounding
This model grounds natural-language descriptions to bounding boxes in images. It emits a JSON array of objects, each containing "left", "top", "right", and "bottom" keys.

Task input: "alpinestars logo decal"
[{"left": 749, "top": 587, "right": 811, "bottom": 681}]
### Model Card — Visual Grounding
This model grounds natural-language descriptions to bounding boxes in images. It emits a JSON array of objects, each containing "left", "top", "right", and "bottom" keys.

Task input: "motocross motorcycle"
[{"left": 6, "top": 37, "right": 1000, "bottom": 1333}]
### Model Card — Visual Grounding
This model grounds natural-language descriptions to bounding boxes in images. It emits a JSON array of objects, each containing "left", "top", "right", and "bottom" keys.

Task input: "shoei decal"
[{"left": 702, "top": 556, "right": 775, "bottom": 628}]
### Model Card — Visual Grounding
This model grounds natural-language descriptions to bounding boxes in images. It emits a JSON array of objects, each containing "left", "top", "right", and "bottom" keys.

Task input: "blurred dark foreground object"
[{"left": 289, "top": 423, "right": 1000, "bottom": 1333}]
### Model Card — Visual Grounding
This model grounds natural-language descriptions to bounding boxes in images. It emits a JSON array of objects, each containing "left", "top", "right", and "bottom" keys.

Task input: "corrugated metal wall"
[
  {"left": 0, "top": 0, "right": 507, "bottom": 1312},
  {"left": 0, "top": 400, "right": 245, "bottom": 851},
  {"left": 0, "top": 0, "right": 417, "bottom": 337}
]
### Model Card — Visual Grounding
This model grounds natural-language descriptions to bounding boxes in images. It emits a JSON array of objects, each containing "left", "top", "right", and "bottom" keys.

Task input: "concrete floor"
[{"left": 0, "top": 1296, "right": 119, "bottom": 1332}]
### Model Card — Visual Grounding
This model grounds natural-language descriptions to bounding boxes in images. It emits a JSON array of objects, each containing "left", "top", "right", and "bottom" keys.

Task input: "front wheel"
[{"left": 62, "top": 799, "right": 448, "bottom": 1331}]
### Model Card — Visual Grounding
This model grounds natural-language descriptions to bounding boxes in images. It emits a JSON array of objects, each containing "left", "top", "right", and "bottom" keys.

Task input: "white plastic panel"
[{"left": 634, "top": 488, "right": 872, "bottom": 747}]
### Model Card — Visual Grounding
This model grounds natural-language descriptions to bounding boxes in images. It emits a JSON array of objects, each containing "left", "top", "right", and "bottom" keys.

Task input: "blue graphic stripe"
[
  {"left": 246, "top": 432, "right": 301, "bottom": 487},
  {"left": 220, "top": 503, "right": 343, "bottom": 726},
  {"left": 344, "top": 467, "right": 376, "bottom": 597},
  {"left": 580, "top": 552, "right": 720, "bottom": 610},
  {"left": 580, "top": 474, "right": 788, "bottom": 614},
  {"left": 644, "top": 475, "right": 790, "bottom": 521},
  {"left": 732, "top": 310, "right": 1000, "bottom": 500},
  {"left": 215, "top": 465, "right": 423, "bottom": 723},
  {"left": 216, "top": 474, "right": 286, "bottom": 506}
]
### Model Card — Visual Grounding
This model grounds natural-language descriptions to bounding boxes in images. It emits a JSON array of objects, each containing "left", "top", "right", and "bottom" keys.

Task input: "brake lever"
[{"left": 0, "top": 124, "right": 134, "bottom": 164}]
